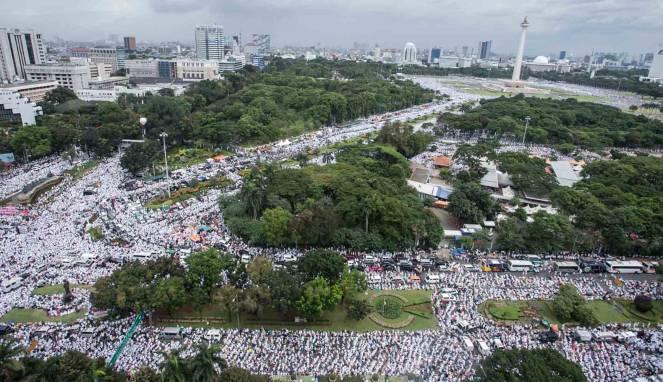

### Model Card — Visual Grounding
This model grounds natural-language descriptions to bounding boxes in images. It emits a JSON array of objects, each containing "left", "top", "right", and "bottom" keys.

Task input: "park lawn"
[
  {"left": 157, "top": 290, "right": 437, "bottom": 332},
  {"left": 65, "top": 160, "right": 100, "bottom": 180},
  {"left": 1, "top": 308, "right": 86, "bottom": 324},
  {"left": 145, "top": 176, "right": 231, "bottom": 209},
  {"left": 160, "top": 147, "right": 235, "bottom": 171},
  {"left": 482, "top": 299, "right": 663, "bottom": 326},
  {"left": 32, "top": 284, "right": 92, "bottom": 296}
]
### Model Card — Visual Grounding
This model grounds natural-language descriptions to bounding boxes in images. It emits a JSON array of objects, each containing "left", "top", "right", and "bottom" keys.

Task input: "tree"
[
  {"left": 634, "top": 294, "right": 653, "bottom": 313},
  {"left": 186, "top": 249, "right": 229, "bottom": 298},
  {"left": 448, "top": 182, "right": 497, "bottom": 223},
  {"left": 475, "top": 348, "right": 587, "bottom": 382},
  {"left": 346, "top": 299, "right": 372, "bottom": 320},
  {"left": 376, "top": 121, "right": 433, "bottom": 158},
  {"left": 189, "top": 344, "right": 227, "bottom": 382},
  {"left": 338, "top": 269, "right": 367, "bottom": 302},
  {"left": 216, "top": 285, "right": 241, "bottom": 322},
  {"left": 10, "top": 126, "right": 52, "bottom": 160},
  {"left": 298, "top": 250, "right": 346, "bottom": 283},
  {"left": 153, "top": 276, "right": 188, "bottom": 315},
  {"left": 552, "top": 284, "right": 597, "bottom": 326},
  {"left": 132, "top": 367, "right": 161, "bottom": 382},
  {"left": 260, "top": 207, "right": 292, "bottom": 246},
  {"left": 0, "top": 339, "right": 24, "bottom": 380},
  {"left": 296, "top": 277, "right": 342, "bottom": 319},
  {"left": 218, "top": 367, "right": 269, "bottom": 382},
  {"left": 160, "top": 350, "right": 189, "bottom": 382},
  {"left": 246, "top": 256, "right": 273, "bottom": 286},
  {"left": 120, "top": 140, "right": 160, "bottom": 175},
  {"left": 266, "top": 269, "right": 302, "bottom": 315}
]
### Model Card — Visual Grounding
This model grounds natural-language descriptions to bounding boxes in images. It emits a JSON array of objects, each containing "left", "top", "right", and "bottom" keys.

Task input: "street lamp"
[
  {"left": 522, "top": 116, "right": 531, "bottom": 145},
  {"left": 139, "top": 117, "right": 147, "bottom": 138},
  {"left": 159, "top": 132, "right": 171, "bottom": 197}
]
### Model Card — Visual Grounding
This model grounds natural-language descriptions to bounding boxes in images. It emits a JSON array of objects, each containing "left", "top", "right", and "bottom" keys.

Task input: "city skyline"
[{"left": 1, "top": 0, "right": 661, "bottom": 55}]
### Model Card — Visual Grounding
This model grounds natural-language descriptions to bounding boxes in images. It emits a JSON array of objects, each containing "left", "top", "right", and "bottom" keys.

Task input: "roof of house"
[
  {"left": 407, "top": 180, "right": 453, "bottom": 199},
  {"left": 410, "top": 168, "right": 430, "bottom": 184},
  {"left": 433, "top": 155, "right": 452, "bottom": 167},
  {"left": 549, "top": 160, "right": 580, "bottom": 187}
]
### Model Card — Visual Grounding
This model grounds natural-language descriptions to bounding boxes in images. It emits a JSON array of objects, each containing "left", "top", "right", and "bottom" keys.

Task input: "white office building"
[
  {"left": 401, "top": 42, "right": 417, "bottom": 65},
  {"left": 641, "top": 49, "right": 663, "bottom": 83},
  {"left": 90, "top": 48, "right": 118, "bottom": 72},
  {"left": 176, "top": 59, "right": 219, "bottom": 81},
  {"left": 219, "top": 55, "right": 245, "bottom": 73},
  {"left": 76, "top": 84, "right": 187, "bottom": 102},
  {"left": 126, "top": 59, "right": 159, "bottom": 78},
  {"left": 195, "top": 25, "right": 224, "bottom": 61},
  {"left": 0, "top": 80, "right": 58, "bottom": 102},
  {"left": 24, "top": 63, "right": 92, "bottom": 90},
  {"left": 0, "top": 28, "right": 46, "bottom": 83},
  {"left": 0, "top": 89, "right": 42, "bottom": 125}
]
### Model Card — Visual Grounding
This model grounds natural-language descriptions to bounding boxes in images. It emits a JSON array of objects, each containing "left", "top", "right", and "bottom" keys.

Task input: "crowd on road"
[{"left": 1, "top": 85, "right": 662, "bottom": 382}]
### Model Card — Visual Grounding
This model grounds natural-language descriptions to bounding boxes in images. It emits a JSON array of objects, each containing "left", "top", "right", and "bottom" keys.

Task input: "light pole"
[
  {"left": 522, "top": 116, "right": 531, "bottom": 145},
  {"left": 139, "top": 117, "right": 147, "bottom": 138},
  {"left": 159, "top": 132, "right": 171, "bottom": 197}
]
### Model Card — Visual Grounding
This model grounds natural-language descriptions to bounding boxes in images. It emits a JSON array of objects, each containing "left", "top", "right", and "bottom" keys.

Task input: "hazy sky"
[{"left": 2, "top": 0, "right": 662, "bottom": 56}]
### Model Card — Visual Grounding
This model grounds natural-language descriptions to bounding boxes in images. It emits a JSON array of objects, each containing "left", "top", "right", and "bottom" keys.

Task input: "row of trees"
[
  {"left": 225, "top": 144, "right": 442, "bottom": 250},
  {"left": 437, "top": 94, "right": 663, "bottom": 149},
  {"left": 91, "top": 248, "right": 369, "bottom": 322},
  {"left": 531, "top": 69, "right": 663, "bottom": 98},
  {"left": 2, "top": 59, "right": 436, "bottom": 171},
  {"left": 0, "top": 340, "right": 266, "bottom": 382}
]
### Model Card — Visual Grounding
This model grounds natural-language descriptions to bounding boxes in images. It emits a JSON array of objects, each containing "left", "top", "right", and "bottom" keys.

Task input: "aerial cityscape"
[{"left": 0, "top": 1, "right": 662, "bottom": 381}]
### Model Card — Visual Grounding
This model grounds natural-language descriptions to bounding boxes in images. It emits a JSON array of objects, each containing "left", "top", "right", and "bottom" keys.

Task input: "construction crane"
[{"left": 108, "top": 312, "right": 144, "bottom": 368}]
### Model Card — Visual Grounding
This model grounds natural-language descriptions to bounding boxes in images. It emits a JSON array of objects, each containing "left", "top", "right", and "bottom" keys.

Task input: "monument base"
[{"left": 483, "top": 80, "right": 550, "bottom": 95}]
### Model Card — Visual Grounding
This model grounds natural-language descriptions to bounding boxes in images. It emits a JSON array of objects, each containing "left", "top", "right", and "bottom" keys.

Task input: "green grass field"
[
  {"left": 32, "top": 284, "right": 92, "bottom": 296},
  {"left": 0, "top": 308, "right": 86, "bottom": 323},
  {"left": 156, "top": 290, "right": 437, "bottom": 331},
  {"left": 481, "top": 299, "right": 663, "bottom": 325}
]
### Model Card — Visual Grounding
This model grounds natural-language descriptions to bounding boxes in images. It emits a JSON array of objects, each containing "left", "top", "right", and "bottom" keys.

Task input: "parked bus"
[
  {"left": 553, "top": 261, "right": 580, "bottom": 273},
  {"left": 507, "top": 260, "right": 534, "bottom": 272},
  {"left": 605, "top": 260, "right": 644, "bottom": 274},
  {"left": 525, "top": 255, "right": 544, "bottom": 267}
]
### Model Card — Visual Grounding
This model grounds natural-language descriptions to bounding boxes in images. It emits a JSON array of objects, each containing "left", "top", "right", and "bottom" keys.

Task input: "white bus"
[
  {"left": 1, "top": 277, "right": 22, "bottom": 293},
  {"left": 507, "top": 260, "right": 534, "bottom": 272},
  {"left": 605, "top": 260, "right": 644, "bottom": 274},
  {"left": 553, "top": 261, "right": 580, "bottom": 273}
]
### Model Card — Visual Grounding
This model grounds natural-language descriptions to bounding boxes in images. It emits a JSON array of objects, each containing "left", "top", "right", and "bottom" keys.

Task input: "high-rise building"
[
  {"left": 648, "top": 49, "right": 663, "bottom": 79},
  {"left": 123, "top": 36, "right": 136, "bottom": 51},
  {"left": 195, "top": 25, "right": 224, "bottom": 60},
  {"left": 116, "top": 48, "right": 127, "bottom": 70},
  {"left": 478, "top": 40, "right": 492, "bottom": 59},
  {"left": 252, "top": 34, "right": 271, "bottom": 55},
  {"left": 559, "top": 50, "right": 567, "bottom": 60},
  {"left": 429, "top": 48, "right": 441, "bottom": 64},
  {"left": 402, "top": 42, "right": 417, "bottom": 65},
  {"left": 0, "top": 28, "right": 46, "bottom": 83}
]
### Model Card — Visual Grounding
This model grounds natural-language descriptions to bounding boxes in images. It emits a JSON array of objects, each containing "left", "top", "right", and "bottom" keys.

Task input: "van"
[
  {"left": 160, "top": 327, "right": 182, "bottom": 340},
  {"left": 1, "top": 277, "right": 22, "bottom": 293},
  {"left": 204, "top": 329, "right": 221, "bottom": 341},
  {"left": 425, "top": 274, "right": 441, "bottom": 284},
  {"left": 240, "top": 254, "right": 251, "bottom": 264}
]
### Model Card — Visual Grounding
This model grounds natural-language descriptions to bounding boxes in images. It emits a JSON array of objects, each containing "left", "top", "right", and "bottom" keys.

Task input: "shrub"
[
  {"left": 634, "top": 295, "right": 653, "bottom": 313},
  {"left": 347, "top": 299, "right": 372, "bottom": 321}
]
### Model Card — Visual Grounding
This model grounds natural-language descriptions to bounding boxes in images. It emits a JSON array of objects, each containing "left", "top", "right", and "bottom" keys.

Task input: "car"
[
  {"left": 382, "top": 263, "right": 397, "bottom": 271},
  {"left": 438, "top": 264, "right": 451, "bottom": 272},
  {"left": 425, "top": 273, "right": 441, "bottom": 284},
  {"left": 364, "top": 255, "right": 378, "bottom": 264},
  {"left": 398, "top": 260, "right": 414, "bottom": 271},
  {"left": 282, "top": 254, "right": 297, "bottom": 263}
]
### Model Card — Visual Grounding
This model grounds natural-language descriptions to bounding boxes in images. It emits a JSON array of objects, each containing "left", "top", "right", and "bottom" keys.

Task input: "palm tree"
[
  {"left": 189, "top": 344, "right": 227, "bottom": 382},
  {"left": 159, "top": 350, "right": 188, "bottom": 382},
  {"left": 0, "top": 339, "right": 24, "bottom": 380}
]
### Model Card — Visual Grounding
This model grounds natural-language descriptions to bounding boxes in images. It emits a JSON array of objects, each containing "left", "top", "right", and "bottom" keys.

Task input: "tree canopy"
[
  {"left": 476, "top": 348, "right": 587, "bottom": 382},
  {"left": 437, "top": 94, "right": 663, "bottom": 149}
]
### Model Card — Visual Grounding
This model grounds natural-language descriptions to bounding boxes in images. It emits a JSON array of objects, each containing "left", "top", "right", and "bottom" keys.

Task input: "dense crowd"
[{"left": 1, "top": 86, "right": 661, "bottom": 382}]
